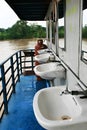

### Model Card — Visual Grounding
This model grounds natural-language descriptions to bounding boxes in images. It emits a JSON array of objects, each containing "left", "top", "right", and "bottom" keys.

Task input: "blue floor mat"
[{"left": 0, "top": 75, "right": 49, "bottom": 130}]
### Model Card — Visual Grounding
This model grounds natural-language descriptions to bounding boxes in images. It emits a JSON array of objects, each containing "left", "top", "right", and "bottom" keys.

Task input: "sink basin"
[
  {"left": 33, "top": 87, "right": 87, "bottom": 130},
  {"left": 35, "top": 53, "right": 51, "bottom": 63},
  {"left": 34, "top": 62, "right": 65, "bottom": 80},
  {"left": 38, "top": 49, "right": 51, "bottom": 54}
]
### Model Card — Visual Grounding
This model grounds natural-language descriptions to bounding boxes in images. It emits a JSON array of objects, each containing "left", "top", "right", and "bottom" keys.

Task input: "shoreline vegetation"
[
  {"left": 0, "top": 20, "right": 87, "bottom": 41},
  {"left": 0, "top": 20, "right": 46, "bottom": 40}
]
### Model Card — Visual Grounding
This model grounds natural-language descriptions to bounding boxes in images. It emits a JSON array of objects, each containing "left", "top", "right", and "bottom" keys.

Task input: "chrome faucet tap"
[
  {"left": 60, "top": 70, "right": 87, "bottom": 96},
  {"left": 60, "top": 88, "right": 71, "bottom": 96},
  {"left": 61, "top": 89, "right": 87, "bottom": 96},
  {"left": 71, "top": 90, "right": 87, "bottom": 96}
]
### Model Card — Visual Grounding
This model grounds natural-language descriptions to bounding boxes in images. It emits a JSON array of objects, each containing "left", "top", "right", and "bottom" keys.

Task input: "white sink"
[
  {"left": 33, "top": 87, "right": 87, "bottom": 130},
  {"left": 34, "top": 62, "right": 65, "bottom": 80},
  {"left": 38, "top": 49, "right": 51, "bottom": 54},
  {"left": 35, "top": 53, "right": 51, "bottom": 63}
]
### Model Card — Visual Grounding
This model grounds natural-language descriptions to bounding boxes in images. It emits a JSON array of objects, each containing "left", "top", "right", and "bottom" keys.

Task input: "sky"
[
  {"left": 0, "top": 0, "right": 87, "bottom": 29},
  {"left": 0, "top": 0, "right": 46, "bottom": 29}
]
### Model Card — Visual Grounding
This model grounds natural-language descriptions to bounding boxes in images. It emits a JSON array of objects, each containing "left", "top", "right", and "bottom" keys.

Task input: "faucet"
[
  {"left": 51, "top": 60, "right": 61, "bottom": 63},
  {"left": 49, "top": 53, "right": 55, "bottom": 61},
  {"left": 60, "top": 70, "right": 87, "bottom": 96},
  {"left": 60, "top": 88, "right": 71, "bottom": 95},
  {"left": 61, "top": 88, "right": 87, "bottom": 96}
]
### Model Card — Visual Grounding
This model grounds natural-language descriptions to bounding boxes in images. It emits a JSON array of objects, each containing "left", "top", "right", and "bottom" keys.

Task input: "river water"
[
  {"left": 0, "top": 39, "right": 87, "bottom": 63},
  {"left": 0, "top": 39, "right": 37, "bottom": 63}
]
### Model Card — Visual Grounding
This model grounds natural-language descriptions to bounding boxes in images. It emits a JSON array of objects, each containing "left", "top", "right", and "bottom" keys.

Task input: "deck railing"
[{"left": 0, "top": 49, "right": 35, "bottom": 121}]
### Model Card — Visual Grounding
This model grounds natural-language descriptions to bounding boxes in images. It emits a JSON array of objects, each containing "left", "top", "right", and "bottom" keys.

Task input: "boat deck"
[{"left": 0, "top": 75, "right": 49, "bottom": 130}]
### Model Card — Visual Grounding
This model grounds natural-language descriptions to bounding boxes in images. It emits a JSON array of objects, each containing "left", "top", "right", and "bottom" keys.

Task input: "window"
[
  {"left": 58, "top": 0, "right": 65, "bottom": 49},
  {"left": 81, "top": 5, "right": 87, "bottom": 62},
  {"left": 58, "top": 18, "right": 65, "bottom": 48}
]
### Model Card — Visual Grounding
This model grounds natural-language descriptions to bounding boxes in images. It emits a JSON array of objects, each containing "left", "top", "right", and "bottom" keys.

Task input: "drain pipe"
[{"left": 50, "top": 79, "right": 55, "bottom": 87}]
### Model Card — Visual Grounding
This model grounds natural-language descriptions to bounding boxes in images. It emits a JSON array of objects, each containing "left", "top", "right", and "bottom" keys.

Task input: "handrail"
[{"left": 0, "top": 49, "right": 35, "bottom": 121}]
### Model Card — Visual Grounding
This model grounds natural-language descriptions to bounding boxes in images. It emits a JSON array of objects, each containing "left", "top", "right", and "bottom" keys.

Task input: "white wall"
[
  {"left": 79, "top": 60, "right": 87, "bottom": 86},
  {"left": 58, "top": 0, "right": 81, "bottom": 90},
  {"left": 79, "top": 0, "right": 87, "bottom": 86},
  {"left": 50, "top": 0, "right": 87, "bottom": 90}
]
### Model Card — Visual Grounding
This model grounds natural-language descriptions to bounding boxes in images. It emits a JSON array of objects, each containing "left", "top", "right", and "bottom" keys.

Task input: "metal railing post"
[
  {"left": 31, "top": 50, "right": 34, "bottom": 71},
  {"left": 19, "top": 51, "right": 22, "bottom": 74},
  {"left": 10, "top": 57, "right": 15, "bottom": 93},
  {"left": 31, "top": 55, "right": 34, "bottom": 71},
  {"left": 1, "top": 64, "right": 8, "bottom": 114},
  {"left": 16, "top": 53, "right": 20, "bottom": 81}
]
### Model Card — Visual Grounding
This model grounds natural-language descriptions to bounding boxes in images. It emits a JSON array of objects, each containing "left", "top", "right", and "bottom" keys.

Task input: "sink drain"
[{"left": 58, "top": 115, "right": 72, "bottom": 120}]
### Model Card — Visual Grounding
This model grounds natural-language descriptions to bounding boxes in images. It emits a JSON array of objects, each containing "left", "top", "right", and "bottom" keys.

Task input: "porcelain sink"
[
  {"left": 34, "top": 62, "right": 65, "bottom": 80},
  {"left": 38, "top": 48, "right": 51, "bottom": 54},
  {"left": 33, "top": 87, "right": 87, "bottom": 130},
  {"left": 35, "top": 53, "right": 51, "bottom": 63}
]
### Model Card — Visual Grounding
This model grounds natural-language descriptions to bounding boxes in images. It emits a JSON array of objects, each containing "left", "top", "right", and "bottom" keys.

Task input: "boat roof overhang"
[
  {"left": 5, "top": 0, "right": 64, "bottom": 21},
  {"left": 5, "top": 0, "right": 87, "bottom": 21},
  {"left": 5, "top": 0, "right": 52, "bottom": 21}
]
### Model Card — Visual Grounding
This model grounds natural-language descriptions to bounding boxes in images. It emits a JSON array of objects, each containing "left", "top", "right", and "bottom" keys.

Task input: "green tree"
[
  {"left": 82, "top": 25, "right": 87, "bottom": 39},
  {"left": 58, "top": 26, "right": 64, "bottom": 38},
  {"left": 9, "top": 20, "right": 29, "bottom": 39},
  {"left": 0, "top": 20, "right": 46, "bottom": 40}
]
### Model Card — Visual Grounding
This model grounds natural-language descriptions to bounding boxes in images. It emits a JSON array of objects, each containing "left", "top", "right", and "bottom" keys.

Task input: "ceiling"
[
  {"left": 5, "top": 0, "right": 51, "bottom": 21},
  {"left": 5, "top": 0, "right": 87, "bottom": 21},
  {"left": 83, "top": 0, "right": 87, "bottom": 10}
]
